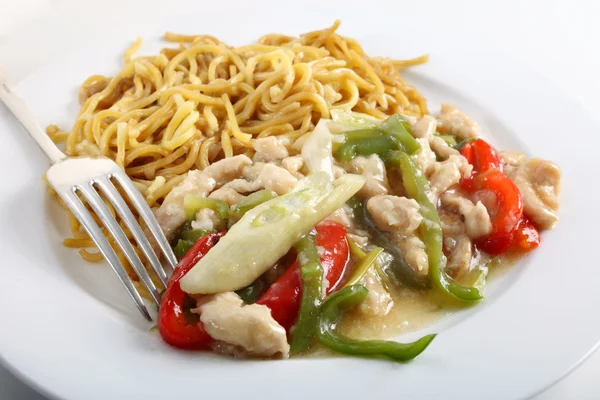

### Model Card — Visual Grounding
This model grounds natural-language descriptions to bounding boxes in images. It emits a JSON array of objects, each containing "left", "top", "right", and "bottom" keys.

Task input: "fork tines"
[{"left": 55, "top": 165, "right": 177, "bottom": 321}]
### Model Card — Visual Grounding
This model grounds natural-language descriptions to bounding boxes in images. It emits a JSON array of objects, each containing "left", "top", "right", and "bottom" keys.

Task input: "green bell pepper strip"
[
  {"left": 384, "top": 151, "right": 483, "bottom": 301},
  {"left": 347, "top": 237, "right": 367, "bottom": 259},
  {"left": 289, "top": 233, "right": 324, "bottom": 353},
  {"left": 230, "top": 190, "right": 278, "bottom": 219},
  {"left": 173, "top": 239, "right": 193, "bottom": 260},
  {"left": 235, "top": 280, "right": 267, "bottom": 304},
  {"left": 341, "top": 128, "right": 386, "bottom": 142},
  {"left": 335, "top": 135, "right": 400, "bottom": 162},
  {"left": 347, "top": 239, "right": 391, "bottom": 290},
  {"left": 434, "top": 133, "right": 457, "bottom": 147},
  {"left": 381, "top": 115, "right": 421, "bottom": 154},
  {"left": 344, "top": 244, "right": 384, "bottom": 287},
  {"left": 173, "top": 229, "right": 213, "bottom": 260},
  {"left": 346, "top": 197, "right": 429, "bottom": 289},
  {"left": 333, "top": 114, "right": 420, "bottom": 162},
  {"left": 184, "top": 195, "right": 229, "bottom": 220},
  {"left": 317, "top": 285, "right": 437, "bottom": 362}
]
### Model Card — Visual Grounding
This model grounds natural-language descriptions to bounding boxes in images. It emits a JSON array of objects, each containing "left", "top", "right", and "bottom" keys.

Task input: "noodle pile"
[{"left": 47, "top": 20, "right": 428, "bottom": 285}]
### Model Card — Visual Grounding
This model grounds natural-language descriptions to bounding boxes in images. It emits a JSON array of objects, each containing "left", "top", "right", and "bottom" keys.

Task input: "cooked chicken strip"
[
  {"left": 252, "top": 137, "right": 289, "bottom": 162},
  {"left": 436, "top": 104, "right": 480, "bottom": 140},
  {"left": 195, "top": 292, "right": 290, "bottom": 358},
  {"left": 155, "top": 155, "right": 252, "bottom": 238},
  {"left": 511, "top": 158, "right": 561, "bottom": 229}
]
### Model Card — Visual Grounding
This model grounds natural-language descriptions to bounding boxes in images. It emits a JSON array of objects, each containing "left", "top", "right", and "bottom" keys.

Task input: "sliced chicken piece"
[
  {"left": 247, "top": 163, "right": 298, "bottom": 194},
  {"left": 347, "top": 233, "right": 369, "bottom": 246},
  {"left": 411, "top": 116, "right": 438, "bottom": 175},
  {"left": 155, "top": 155, "right": 252, "bottom": 238},
  {"left": 410, "top": 116, "right": 473, "bottom": 188},
  {"left": 191, "top": 208, "right": 226, "bottom": 232},
  {"left": 444, "top": 235, "right": 473, "bottom": 278},
  {"left": 224, "top": 163, "right": 298, "bottom": 195},
  {"left": 195, "top": 292, "right": 290, "bottom": 359},
  {"left": 428, "top": 155, "right": 473, "bottom": 202},
  {"left": 436, "top": 104, "right": 480, "bottom": 140},
  {"left": 281, "top": 156, "right": 305, "bottom": 179},
  {"left": 222, "top": 179, "right": 261, "bottom": 195},
  {"left": 365, "top": 194, "right": 428, "bottom": 276},
  {"left": 499, "top": 151, "right": 526, "bottom": 180},
  {"left": 449, "top": 154, "right": 473, "bottom": 179},
  {"left": 396, "top": 235, "right": 429, "bottom": 276},
  {"left": 332, "top": 165, "right": 346, "bottom": 179},
  {"left": 429, "top": 158, "right": 462, "bottom": 201},
  {"left": 440, "top": 192, "right": 493, "bottom": 239},
  {"left": 358, "top": 269, "right": 393, "bottom": 317},
  {"left": 430, "top": 135, "right": 460, "bottom": 159},
  {"left": 500, "top": 150, "right": 526, "bottom": 168},
  {"left": 240, "top": 162, "right": 266, "bottom": 181},
  {"left": 366, "top": 195, "right": 422, "bottom": 235},
  {"left": 439, "top": 209, "right": 465, "bottom": 237},
  {"left": 414, "top": 143, "right": 438, "bottom": 177},
  {"left": 252, "top": 137, "right": 289, "bottom": 162},
  {"left": 326, "top": 206, "right": 354, "bottom": 230},
  {"left": 511, "top": 158, "right": 561, "bottom": 229},
  {"left": 208, "top": 187, "right": 246, "bottom": 206},
  {"left": 411, "top": 115, "right": 436, "bottom": 139},
  {"left": 346, "top": 155, "right": 391, "bottom": 197}
]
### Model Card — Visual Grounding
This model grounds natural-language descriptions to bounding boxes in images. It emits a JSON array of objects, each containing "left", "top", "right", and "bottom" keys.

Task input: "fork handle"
[{"left": 0, "top": 66, "right": 67, "bottom": 164}]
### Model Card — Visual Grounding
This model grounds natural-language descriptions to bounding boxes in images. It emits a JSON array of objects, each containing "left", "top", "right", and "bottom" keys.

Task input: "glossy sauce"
[
  {"left": 338, "top": 251, "right": 522, "bottom": 341},
  {"left": 340, "top": 284, "right": 451, "bottom": 340}
]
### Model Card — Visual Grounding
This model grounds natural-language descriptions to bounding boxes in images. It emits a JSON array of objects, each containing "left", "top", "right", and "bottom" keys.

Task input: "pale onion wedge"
[
  {"left": 330, "top": 109, "right": 381, "bottom": 129},
  {"left": 301, "top": 120, "right": 335, "bottom": 181},
  {"left": 179, "top": 172, "right": 366, "bottom": 294}
]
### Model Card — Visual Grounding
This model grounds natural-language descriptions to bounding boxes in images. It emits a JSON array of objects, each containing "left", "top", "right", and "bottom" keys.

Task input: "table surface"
[{"left": 1, "top": 0, "right": 599, "bottom": 398}]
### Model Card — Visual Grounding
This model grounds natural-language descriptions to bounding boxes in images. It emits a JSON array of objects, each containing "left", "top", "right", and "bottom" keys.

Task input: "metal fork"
[{"left": 0, "top": 68, "right": 177, "bottom": 321}]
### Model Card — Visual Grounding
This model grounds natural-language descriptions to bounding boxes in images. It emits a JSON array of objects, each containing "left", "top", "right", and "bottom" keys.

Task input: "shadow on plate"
[
  {"left": 42, "top": 192, "right": 149, "bottom": 323},
  {"left": 0, "top": 182, "right": 149, "bottom": 328}
]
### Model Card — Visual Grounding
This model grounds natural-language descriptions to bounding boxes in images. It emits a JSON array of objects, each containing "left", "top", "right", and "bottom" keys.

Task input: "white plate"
[{"left": 1, "top": 5, "right": 600, "bottom": 400}]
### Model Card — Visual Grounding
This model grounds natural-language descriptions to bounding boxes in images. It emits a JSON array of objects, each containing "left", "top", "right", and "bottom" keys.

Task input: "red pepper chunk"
[
  {"left": 158, "top": 233, "right": 225, "bottom": 350},
  {"left": 468, "top": 170, "right": 524, "bottom": 254},
  {"left": 512, "top": 216, "right": 541, "bottom": 251},
  {"left": 460, "top": 139, "right": 524, "bottom": 255},
  {"left": 461, "top": 139, "right": 503, "bottom": 173},
  {"left": 257, "top": 221, "right": 350, "bottom": 331},
  {"left": 460, "top": 139, "right": 503, "bottom": 189}
]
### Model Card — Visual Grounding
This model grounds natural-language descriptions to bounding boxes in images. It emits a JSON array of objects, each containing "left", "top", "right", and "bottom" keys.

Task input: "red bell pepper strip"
[
  {"left": 461, "top": 139, "right": 502, "bottom": 173},
  {"left": 257, "top": 221, "right": 350, "bottom": 330},
  {"left": 460, "top": 139, "right": 524, "bottom": 255},
  {"left": 512, "top": 216, "right": 541, "bottom": 251},
  {"left": 256, "top": 258, "right": 302, "bottom": 331},
  {"left": 158, "top": 233, "right": 224, "bottom": 350},
  {"left": 316, "top": 221, "right": 351, "bottom": 291},
  {"left": 465, "top": 169, "right": 524, "bottom": 255},
  {"left": 460, "top": 138, "right": 503, "bottom": 189}
]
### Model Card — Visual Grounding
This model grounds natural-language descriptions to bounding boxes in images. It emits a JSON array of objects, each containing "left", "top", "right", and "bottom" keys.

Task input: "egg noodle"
[{"left": 47, "top": 20, "right": 428, "bottom": 287}]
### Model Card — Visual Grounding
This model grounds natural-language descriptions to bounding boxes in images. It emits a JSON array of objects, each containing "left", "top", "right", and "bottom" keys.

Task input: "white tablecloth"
[{"left": 1, "top": 0, "right": 598, "bottom": 398}]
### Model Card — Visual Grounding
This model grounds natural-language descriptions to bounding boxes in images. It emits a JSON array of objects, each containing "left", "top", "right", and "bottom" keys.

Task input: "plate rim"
[{"left": 1, "top": 6, "right": 600, "bottom": 400}]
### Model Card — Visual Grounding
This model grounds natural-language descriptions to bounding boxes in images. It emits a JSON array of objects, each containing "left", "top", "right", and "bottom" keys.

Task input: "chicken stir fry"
[
  {"left": 154, "top": 106, "right": 561, "bottom": 362},
  {"left": 195, "top": 292, "right": 290, "bottom": 358}
]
